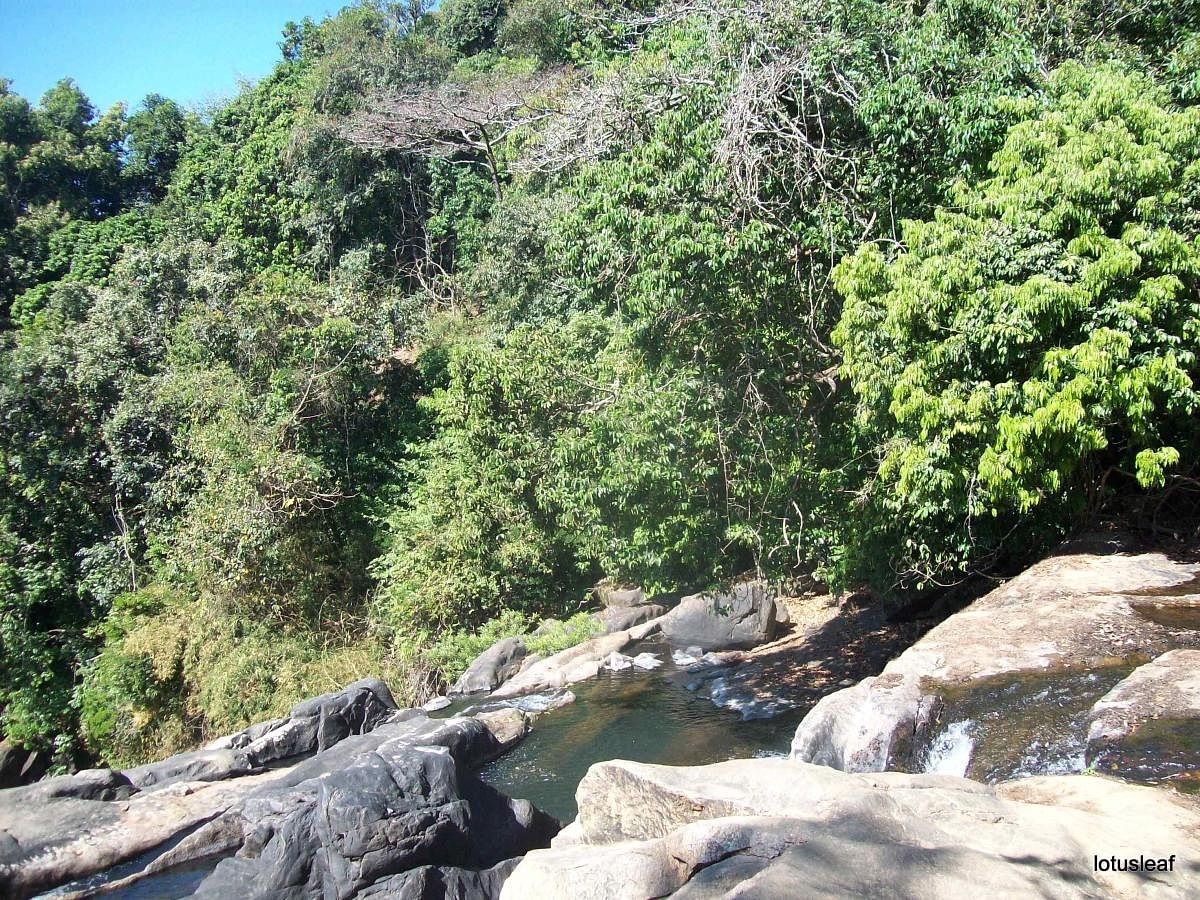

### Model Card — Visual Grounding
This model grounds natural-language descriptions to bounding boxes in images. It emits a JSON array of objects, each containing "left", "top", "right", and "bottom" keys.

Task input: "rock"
[
  {"left": 356, "top": 858, "right": 523, "bottom": 898},
  {"left": 501, "top": 757, "right": 1200, "bottom": 899},
  {"left": 791, "top": 674, "right": 939, "bottom": 771},
  {"left": 532, "top": 619, "right": 561, "bottom": 636},
  {"left": 792, "top": 546, "right": 1200, "bottom": 776},
  {"left": 125, "top": 677, "right": 399, "bottom": 791},
  {"left": 193, "top": 715, "right": 558, "bottom": 899},
  {"left": 518, "top": 652, "right": 544, "bottom": 673},
  {"left": 604, "top": 651, "right": 634, "bottom": 671},
  {"left": 0, "top": 764, "right": 291, "bottom": 898},
  {"left": 475, "top": 708, "right": 531, "bottom": 754},
  {"left": 492, "top": 626, "right": 670, "bottom": 698},
  {"left": 507, "top": 690, "right": 576, "bottom": 715},
  {"left": 599, "top": 604, "right": 666, "bottom": 633},
  {"left": 0, "top": 742, "right": 48, "bottom": 789},
  {"left": 423, "top": 695, "right": 453, "bottom": 712},
  {"left": 1087, "top": 649, "right": 1200, "bottom": 784},
  {"left": 660, "top": 580, "right": 777, "bottom": 650},
  {"left": 0, "top": 684, "right": 548, "bottom": 899},
  {"left": 11, "top": 767, "right": 137, "bottom": 803},
  {"left": 631, "top": 652, "right": 662, "bottom": 670},
  {"left": 452, "top": 637, "right": 529, "bottom": 694},
  {"left": 595, "top": 582, "right": 645, "bottom": 608}
]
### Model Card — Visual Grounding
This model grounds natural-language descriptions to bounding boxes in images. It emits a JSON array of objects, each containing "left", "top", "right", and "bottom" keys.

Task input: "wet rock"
[
  {"left": 631, "top": 652, "right": 662, "bottom": 670},
  {"left": 599, "top": 603, "right": 666, "bottom": 633},
  {"left": 660, "top": 580, "right": 777, "bottom": 650},
  {"left": 792, "top": 546, "right": 1200, "bottom": 775},
  {"left": 453, "top": 637, "right": 529, "bottom": 694},
  {"left": 502, "top": 757, "right": 1200, "bottom": 899},
  {"left": 475, "top": 708, "right": 531, "bottom": 754},
  {"left": 423, "top": 695, "right": 453, "bottom": 712},
  {"left": 791, "top": 674, "right": 939, "bottom": 771},
  {"left": 1087, "top": 649, "right": 1200, "bottom": 783}
]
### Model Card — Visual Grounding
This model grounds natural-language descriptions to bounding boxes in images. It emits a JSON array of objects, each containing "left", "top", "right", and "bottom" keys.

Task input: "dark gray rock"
[
  {"left": 357, "top": 859, "right": 522, "bottom": 899},
  {"left": 599, "top": 604, "right": 666, "bottom": 634},
  {"left": 125, "top": 677, "right": 399, "bottom": 791},
  {"left": 452, "top": 637, "right": 529, "bottom": 694},
  {"left": 0, "top": 742, "right": 48, "bottom": 789},
  {"left": 0, "top": 683, "right": 544, "bottom": 900},
  {"left": 193, "top": 713, "right": 558, "bottom": 899},
  {"left": 660, "top": 581, "right": 777, "bottom": 650},
  {"left": 15, "top": 767, "right": 136, "bottom": 803}
]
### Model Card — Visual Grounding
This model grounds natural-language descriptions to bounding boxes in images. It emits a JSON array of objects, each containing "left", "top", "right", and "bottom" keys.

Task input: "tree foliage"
[{"left": 2, "top": 0, "right": 1199, "bottom": 765}]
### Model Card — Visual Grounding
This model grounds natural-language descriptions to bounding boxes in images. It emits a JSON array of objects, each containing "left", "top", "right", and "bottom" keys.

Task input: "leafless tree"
[{"left": 343, "top": 69, "right": 573, "bottom": 198}]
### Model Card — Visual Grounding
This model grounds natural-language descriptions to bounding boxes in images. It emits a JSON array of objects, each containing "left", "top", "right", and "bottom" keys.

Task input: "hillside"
[{"left": 1, "top": 0, "right": 1198, "bottom": 770}]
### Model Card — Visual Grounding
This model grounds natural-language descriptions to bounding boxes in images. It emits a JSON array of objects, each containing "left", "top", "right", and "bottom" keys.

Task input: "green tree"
[{"left": 833, "top": 64, "right": 1200, "bottom": 586}]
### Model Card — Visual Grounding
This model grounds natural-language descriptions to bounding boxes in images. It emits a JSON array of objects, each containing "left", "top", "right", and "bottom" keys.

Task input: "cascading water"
[{"left": 923, "top": 720, "right": 976, "bottom": 777}]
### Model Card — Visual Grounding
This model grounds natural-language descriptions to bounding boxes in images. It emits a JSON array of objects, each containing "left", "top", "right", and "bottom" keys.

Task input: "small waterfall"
[{"left": 924, "top": 720, "right": 976, "bottom": 777}]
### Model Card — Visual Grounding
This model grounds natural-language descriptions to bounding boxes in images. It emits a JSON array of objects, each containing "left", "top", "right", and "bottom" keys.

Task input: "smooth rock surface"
[
  {"left": 452, "top": 637, "right": 529, "bottom": 694},
  {"left": 1087, "top": 648, "right": 1200, "bottom": 783},
  {"left": 193, "top": 715, "right": 558, "bottom": 899},
  {"left": 599, "top": 604, "right": 666, "bottom": 634},
  {"left": 0, "top": 686, "right": 550, "bottom": 899},
  {"left": 660, "top": 580, "right": 777, "bottom": 651},
  {"left": 502, "top": 757, "right": 1200, "bottom": 898},
  {"left": 792, "top": 546, "right": 1200, "bottom": 773}
]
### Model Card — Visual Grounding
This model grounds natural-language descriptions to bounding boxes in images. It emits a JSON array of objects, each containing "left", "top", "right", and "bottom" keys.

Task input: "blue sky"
[{"left": 0, "top": 1, "right": 343, "bottom": 114}]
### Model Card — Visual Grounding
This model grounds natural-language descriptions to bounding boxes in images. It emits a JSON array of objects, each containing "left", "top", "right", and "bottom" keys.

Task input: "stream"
[{"left": 432, "top": 638, "right": 807, "bottom": 820}]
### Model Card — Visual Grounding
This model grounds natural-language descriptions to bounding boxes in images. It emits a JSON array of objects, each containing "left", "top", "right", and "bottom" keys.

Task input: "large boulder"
[
  {"left": 1087, "top": 649, "right": 1200, "bottom": 785},
  {"left": 0, "top": 742, "right": 48, "bottom": 789},
  {"left": 501, "top": 757, "right": 1200, "bottom": 899},
  {"left": 193, "top": 715, "right": 559, "bottom": 899},
  {"left": 595, "top": 583, "right": 646, "bottom": 608},
  {"left": 452, "top": 637, "right": 529, "bottom": 694},
  {"left": 660, "top": 580, "right": 777, "bottom": 651},
  {"left": 792, "top": 545, "right": 1200, "bottom": 778},
  {"left": 0, "top": 685, "right": 548, "bottom": 899},
  {"left": 124, "top": 677, "right": 399, "bottom": 790}
]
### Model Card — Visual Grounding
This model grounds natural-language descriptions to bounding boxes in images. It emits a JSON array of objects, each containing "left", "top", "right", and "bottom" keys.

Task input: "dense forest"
[{"left": 2, "top": 0, "right": 1198, "bottom": 768}]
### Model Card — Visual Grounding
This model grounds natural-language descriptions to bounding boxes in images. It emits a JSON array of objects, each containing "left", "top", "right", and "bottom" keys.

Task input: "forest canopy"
[{"left": 2, "top": 0, "right": 1198, "bottom": 767}]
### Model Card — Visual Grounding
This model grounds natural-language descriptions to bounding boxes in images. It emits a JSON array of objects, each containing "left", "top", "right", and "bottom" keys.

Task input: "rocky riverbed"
[{"left": 7, "top": 538, "right": 1200, "bottom": 897}]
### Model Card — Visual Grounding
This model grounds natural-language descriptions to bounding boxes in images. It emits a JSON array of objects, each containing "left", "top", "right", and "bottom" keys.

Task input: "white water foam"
[{"left": 923, "top": 720, "right": 976, "bottom": 777}]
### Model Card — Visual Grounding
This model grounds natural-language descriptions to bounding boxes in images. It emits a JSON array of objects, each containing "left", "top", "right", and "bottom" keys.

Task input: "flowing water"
[
  {"left": 434, "top": 639, "right": 807, "bottom": 821},
  {"left": 915, "top": 664, "right": 1138, "bottom": 782}
]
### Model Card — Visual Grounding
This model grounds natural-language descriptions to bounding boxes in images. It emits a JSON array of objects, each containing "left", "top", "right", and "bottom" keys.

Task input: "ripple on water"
[{"left": 443, "top": 640, "right": 808, "bottom": 821}]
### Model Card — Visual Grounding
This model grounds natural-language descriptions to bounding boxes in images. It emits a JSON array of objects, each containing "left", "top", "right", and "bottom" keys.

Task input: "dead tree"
[{"left": 342, "top": 70, "right": 572, "bottom": 199}]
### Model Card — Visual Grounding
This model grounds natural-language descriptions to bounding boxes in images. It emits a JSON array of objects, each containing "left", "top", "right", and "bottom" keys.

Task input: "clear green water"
[{"left": 441, "top": 639, "right": 806, "bottom": 821}]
